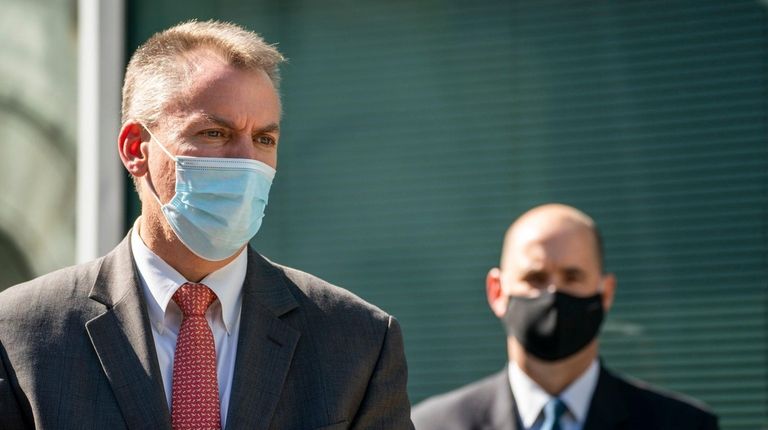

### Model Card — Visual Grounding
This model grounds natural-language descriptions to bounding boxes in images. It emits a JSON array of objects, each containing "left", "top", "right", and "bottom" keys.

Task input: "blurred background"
[{"left": 1, "top": 0, "right": 766, "bottom": 428}]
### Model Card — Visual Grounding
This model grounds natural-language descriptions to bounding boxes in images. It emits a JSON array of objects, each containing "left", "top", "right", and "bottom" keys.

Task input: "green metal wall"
[{"left": 128, "top": 1, "right": 768, "bottom": 428}]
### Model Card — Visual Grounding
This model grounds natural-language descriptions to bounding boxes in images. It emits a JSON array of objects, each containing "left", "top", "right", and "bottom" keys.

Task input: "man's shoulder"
[
  {"left": 412, "top": 370, "right": 507, "bottom": 430},
  {"left": 0, "top": 257, "right": 104, "bottom": 310},
  {"left": 0, "top": 257, "right": 107, "bottom": 345},
  {"left": 599, "top": 366, "right": 719, "bottom": 428}
]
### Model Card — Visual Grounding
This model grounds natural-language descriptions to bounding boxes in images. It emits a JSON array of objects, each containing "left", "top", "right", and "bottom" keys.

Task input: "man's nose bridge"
[
  {"left": 229, "top": 133, "right": 255, "bottom": 158},
  {"left": 546, "top": 272, "right": 565, "bottom": 291}
]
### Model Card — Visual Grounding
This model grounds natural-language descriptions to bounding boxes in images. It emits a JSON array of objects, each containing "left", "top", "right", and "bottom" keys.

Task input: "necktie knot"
[
  {"left": 542, "top": 397, "right": 567, "bottom": 430},
  {"left": 172, "top": 283, "right": 216, "bottom": 317}
]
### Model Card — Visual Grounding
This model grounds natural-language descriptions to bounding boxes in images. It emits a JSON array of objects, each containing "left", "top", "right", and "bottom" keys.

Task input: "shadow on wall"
[{"left": 0, "top": 230, "right": 33, "bottom": 291}]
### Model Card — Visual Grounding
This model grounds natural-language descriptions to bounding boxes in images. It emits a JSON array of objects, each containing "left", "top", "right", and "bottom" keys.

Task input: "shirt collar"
[
  {"left": 130, "top": 221, "right": 246, "bottom": 334},
  {"left": 508, "top": 359, "right": 600, "bottom": 427},
  {"left": 559, "top": 359, "right": 599, "bottom": 423}
]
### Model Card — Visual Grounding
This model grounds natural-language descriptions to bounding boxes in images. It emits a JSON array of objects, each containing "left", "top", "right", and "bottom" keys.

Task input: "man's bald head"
[
  {"left": 501, "top": 204, "right": 605, "bottom": 273},
  {"left": 486, "top": 204, "right": 616, "bottom": 393}
]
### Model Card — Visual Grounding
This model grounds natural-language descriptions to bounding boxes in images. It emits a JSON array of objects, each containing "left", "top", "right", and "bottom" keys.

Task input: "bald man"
[{"left": 412, "top": 204, "right": 718, "bottom": 430}]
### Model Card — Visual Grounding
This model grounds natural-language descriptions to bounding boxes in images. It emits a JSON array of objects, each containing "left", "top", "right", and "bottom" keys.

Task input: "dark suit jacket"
[
  {"left": 0, "top": 234, "right": 413, "bottom": 429},
  {"left": 411, "top": 366, "right": 718, "bottom": 430}
]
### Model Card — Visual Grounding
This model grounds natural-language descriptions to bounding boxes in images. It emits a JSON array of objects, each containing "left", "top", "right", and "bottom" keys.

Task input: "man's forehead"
[
  {"left": 159, "top": 76, "right": 281, "bottom": 131},
  {"left": 507, "top": 243, "right": 545, "bottom": 272},
  {"left": 174, "top": 52, "right": 279, "bottom": 103},
  {"left": 502, "top": 219, "right": 598, "bottom": 268}
]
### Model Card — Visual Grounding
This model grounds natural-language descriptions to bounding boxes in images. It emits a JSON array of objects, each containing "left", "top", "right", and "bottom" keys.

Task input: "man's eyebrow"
[
  {"left": 199, "top": 113, "right": 280, "bottom": 134},
  {"left": 563, "top": 267, "right": 586, "bottom": 278},
  {"left": 200, "top": 113, "right": 236, "bottom": 129},
  {"left": 257, "top": 122, "right": 280, "bottom": 133}
]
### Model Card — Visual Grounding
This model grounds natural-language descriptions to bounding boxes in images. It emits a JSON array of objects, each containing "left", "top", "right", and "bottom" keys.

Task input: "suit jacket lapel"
[
  {"left": 224, "top": 249, "right": 300, "bottom": 430},
  {"left": 583, "top": 366, "right": 630, "bottom": 430},
  {"left": 487, "top": 369, "right": 518, "bottom": 430},
  {"left": 85, "top": 234, "right": 171, "bottom": 429}
]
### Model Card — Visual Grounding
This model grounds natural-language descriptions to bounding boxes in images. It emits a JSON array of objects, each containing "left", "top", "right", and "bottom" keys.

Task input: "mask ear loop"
[
  {"left": 140, "top": 122, "right": 177, "bottom": 161},
  {"left": 138, "top": 121, "right": 177, "bottom": 208}
]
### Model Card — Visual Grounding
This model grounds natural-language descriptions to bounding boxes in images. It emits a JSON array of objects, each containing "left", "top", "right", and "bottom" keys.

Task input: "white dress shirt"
[
  {"left": 131, "top": 226, "right": 246, "bottom": 427},
  {"left": 508, "top": 359, "right": 600, "bottom": 430}
]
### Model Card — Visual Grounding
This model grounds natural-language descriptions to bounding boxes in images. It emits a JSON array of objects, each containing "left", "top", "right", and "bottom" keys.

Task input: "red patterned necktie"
[{"left": 171, "top": 283, "right": 221, "bottom": 430}]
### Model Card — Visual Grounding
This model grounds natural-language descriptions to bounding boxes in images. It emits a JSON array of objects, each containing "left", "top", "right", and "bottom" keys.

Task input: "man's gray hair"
[{"left": 121, "top": 19, "right": 285, "bottom": 125}]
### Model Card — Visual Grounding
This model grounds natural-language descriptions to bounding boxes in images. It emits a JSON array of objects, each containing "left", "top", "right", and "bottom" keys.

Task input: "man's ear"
[
  {"left": 118, "top": 121, "right": 149, "bottom": 177},
  {"left": 601, "top": 273, "right": 616, "bottom": 311},
  {"left": 486, "top": 268, "right": 508, "bottom": 318}
]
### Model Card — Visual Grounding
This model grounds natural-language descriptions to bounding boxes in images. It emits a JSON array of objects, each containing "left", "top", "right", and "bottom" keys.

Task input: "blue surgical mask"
[{"left": 142, "top": 124, "right": 275, "bottom": 261}]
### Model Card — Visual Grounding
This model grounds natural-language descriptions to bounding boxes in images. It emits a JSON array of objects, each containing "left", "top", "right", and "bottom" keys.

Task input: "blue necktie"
[{"left": 541, "top": 398, "right": 567, "bottom": 430}]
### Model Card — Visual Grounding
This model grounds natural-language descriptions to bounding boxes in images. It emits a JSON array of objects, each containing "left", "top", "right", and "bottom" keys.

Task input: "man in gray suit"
[
  {"left": 0, "top": 20, "right": 412, "bottom": 430},
  {"left": 412, "top": 204, "right": 717, "bottom": 430}
]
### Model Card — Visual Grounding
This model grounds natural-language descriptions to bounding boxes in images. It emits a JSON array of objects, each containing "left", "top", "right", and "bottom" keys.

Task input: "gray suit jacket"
[
  {"left": 411, "top": 366, "right": 718, "bottom": 430},
  {"left": 0, "top": 234, "right": 413, "bottom": 429}
]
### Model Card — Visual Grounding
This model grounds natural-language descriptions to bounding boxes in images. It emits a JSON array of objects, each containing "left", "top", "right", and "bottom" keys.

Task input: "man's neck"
[
  {"left": 138, "top": 215, "right": 241, "bottom": 282},
  {"left": 509, "top": 338, "right": 599, "bottom": 396}
]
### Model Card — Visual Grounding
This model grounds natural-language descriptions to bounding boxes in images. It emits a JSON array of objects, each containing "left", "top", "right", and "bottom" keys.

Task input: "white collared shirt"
[
  {"left": 131, "top": 225, "right": 246, "bottom": 427},
  {"left": 508, "top": 359, "right": 600, "bottom": 430}
]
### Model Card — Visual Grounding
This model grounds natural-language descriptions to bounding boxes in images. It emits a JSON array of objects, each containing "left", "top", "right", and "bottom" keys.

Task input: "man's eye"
[
  {"left": 203, "top": 130, "right": 225, "bottom": 138},
  {"left": 524, "top": 273, "right": 548, "bottom": 287},
  {"left": 255, "top": 135, "right": 276, "bottom": 146},
  {"left": 564, "top": 270, "right": 585, "bottom": 283}
]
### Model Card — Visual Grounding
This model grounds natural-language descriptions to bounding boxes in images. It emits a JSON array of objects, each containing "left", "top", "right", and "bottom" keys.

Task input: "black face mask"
[{"left": 503, "top": 290, "right": 604, "bottom": 361}]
